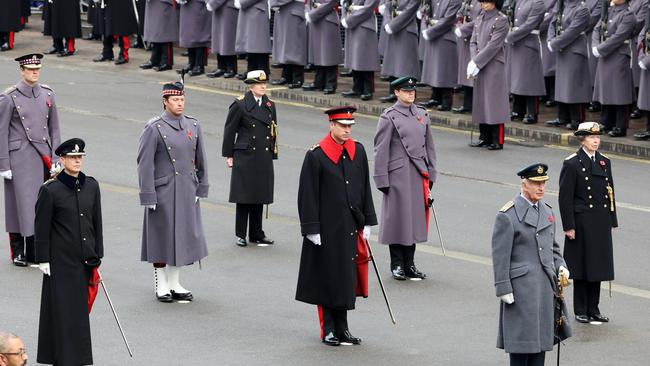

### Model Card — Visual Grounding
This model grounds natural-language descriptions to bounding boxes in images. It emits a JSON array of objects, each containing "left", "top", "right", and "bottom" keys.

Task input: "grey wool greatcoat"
[
  {"left": 307, "top": 0, "right": 344, "bottom": 66},
  {"left": 235, "top": 0, "right": 272, "bottom": 54},
  {"left": 592, "top": 3, "right": 636, "bottom": 105},
  {"left": 143, "top": 0, "right": 179, "bottom": 43},
  {"left": 373, "top": 102, "right": 437, "bottom": 245},
  {"left": 378, "top": 0, "right": 389, "bottom": 57},
  {"left": 0, "top": 81, "right": 61, "bottom": 236},
  {"left": 637, "top": 27, "right": 650, "bottom": 111},
  {"left": 559, "top": 149, "right": 617, "bottom": 281},
  {"left": 421, "top": 0, "right": 461, "bottom": 88},
  {"left": 539, "top": 0, "right": 557, "bottom": 77},
  {"left": 43, "top": 0, "right": 81, "bottom": 38},
  {"left": 491, "top": 195, "right": 570, "bottom": 354},
  {"left": 547, "top": 0, "right": 592, "bottom": 104},
  {"left": 222, "top": 91, "right": 277, "bottom": 204},
  {"left": 585, "top": 0, "right": 602, "bottom": 84},
  {"left": 381, "top": 0, "right": 421, "bottom": 78},
  {"left": 455, "top": 0, "right": 482, "bottom": 87},
  {"left": 470, "top": 9, "right": 511, "bottom": 125},
  {"left": 137, "top": 111, "right": 209, "bottom": 266},
  {"left": 179, "top": 0, "right": 212, "bottom": 48},
  {"left": 342, "top": 0, "right": 381, "bottom": 71},
  {"left": 270, "top": 0, "right": 308, "bottom": 65},
  {"left": 628, "top": 0, "right": 648, "bottom": 88},
  {"left": 505, "top": 0, "right": 546, "bottom": 96},
  {"left": 208, "top": 0, "right": 238, "bottom": 56}
]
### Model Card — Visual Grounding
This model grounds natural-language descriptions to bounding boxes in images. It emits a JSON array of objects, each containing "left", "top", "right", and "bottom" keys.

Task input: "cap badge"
[{"left": 536, "top": 166, "right": 543, "bottom": 174}]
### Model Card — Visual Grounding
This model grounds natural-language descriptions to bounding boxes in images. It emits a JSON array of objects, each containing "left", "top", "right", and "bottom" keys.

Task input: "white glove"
[
  {"left": 378, "top": 3, "right": 386, "bottom": 14},
  {"left": 500, "top": 293, "right": 515, "bottom": 304},
  {"left": 272, "top": 6, "right": 279, "bottom": 11},
  {"left": 454, "top": 27, "right": 462, "bottom": 38},
  {"left": 384, "top": 24, "right": 393, "bottom": 35},
  {"left": 305, "top": 12, "right": 311, "bottom": 24},
  {"left": 0, "top": 170, "right": 12, "bottom": 180},
  {"left": 558, "top": 266, "right": 570, "bottom": 279},
  {"left": 467, "top": 60, "right": 479, "bottom": 77},
  {"left": 306, "top": 234, "right": 321, "bottom": 245},
  {"left": 547, "top": 42, "right": 553, "bottom": 52},
  {"left": 341, "top": 18, "right": 348, "bottom": 28},
  {"left": 176, "top": 0, "right": 187, "bottom": 4},
  {"left": 639, "top": 60, "right": 647, "bottom": 70},
  {"left": 206, "top": 2, "right": 214, "bottom": 11},
  {"left": 146, "top": 204, "right": 156, "bottom": 210},
  {"left": 421, "top": 29, "right": 430, "bottom": 41},
  {"left": 195, "top": 196, "right": 200, "bottom": 203},
  {"left": 38, "top": 262, "right": 51, "bottom": 276},
  {"left": 592, "top": 46, "right": 600, "bottom": 58},
  {"left": 234, "top": 0, "right": 241, "bottom": 9},
  {"left": 362, "top": 226, "right": 371, "bottom": 240},
  {"left": 416, "top": 10, "right": 422, "bottom": 19}
]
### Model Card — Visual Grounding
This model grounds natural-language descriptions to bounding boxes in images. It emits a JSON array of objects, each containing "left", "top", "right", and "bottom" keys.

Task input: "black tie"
[
  {"left": 591, "top": 156, "right": 595, "bottom": 163},
  {"left": 533, "top": 204, "right": 538, "bottom": 211}
]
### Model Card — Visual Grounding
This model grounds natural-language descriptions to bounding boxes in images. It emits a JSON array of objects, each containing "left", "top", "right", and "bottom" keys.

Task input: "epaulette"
[
  {"left": 544, "top": 202, "right": 553, "bottom": 209},
  {"left": 237, "top": 95, "right": 245, "bottom": 101},
  {"left": 310, "top": 144, "right": 320, "bottom": 151},
  {"left": 564, "top": 152, "right": 577, "bottom": 160},
  {"left": 43, "top": 178, "right": 56, "bottom": 185},
  {"left": 185, "top": 114, "right": 197, "bottom": 121},
  {"left": 599, "top": 152, "right": 609, "bottom": 159},
  {"left": 3, "top": 85, "right": 16, "bottom": 94},
  {"left": 499, "top": 200, "right": 514, "bottom": 212},
  {"left": 40, "top": 84, "right": 53, "bottom": 91},
  {"left": 147, "top": 116, "right": 162, "bottom": 124}
]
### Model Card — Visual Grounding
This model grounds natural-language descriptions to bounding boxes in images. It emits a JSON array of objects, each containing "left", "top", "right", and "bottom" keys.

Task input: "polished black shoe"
[
  {"left": 12, "top": 254, "right": 27, "bottom": 267},
  {"left": 379, "top": 94, "right": 397, "bottom": 103},
  {"left": 1, "top": 43, "right": 11, "bottom": 51},
  {"left": 545, "top": 118, "right": 564, "bottom": 127},
  {"left": 189, "top": 66, "right": 204, "bottom": 76},
  {"left": 437, "top": 104, "right": 451, "bottom": 111},
  {"left": 271, "top": 62, "right": 282, "bottom": 68},
  {"left": 114, "top": 56, "right": 128, "bottom": 65},
  {"left": 235, "top": 73, "right": 247, "bottom": 80},
  {"left": 575, "top": 315, "right": 590, "bottom": 323},
  {"left": 181, "top": 50, "right": 189, "bottom": 57},
  {"left": 418, "top": 99, "right": 441, "bottom": 108},
  {"left": 339, "top": 330, "right": 361, "bottom": 345},
  {"left": 132, "top": 41, "right": 145, "bottom": 49},
  {"left": 57, "top": 50, "right": 74, "bottom": 57},
  {"left": 587, "top": 102, "right": 601, "bottom": 112},
  {"left": 206, "top": 69, "right": 225, "bottom": 78},
  {"left": 608, "top": 127, "right": 626, "bottom": 137},
  {"left": 156, "top": 293, "right": 173, "bottom": 303},
  {"left": 302, "top": 83, "right": 323, "bottom": 92},
  {"left": 340, "top": 70, "right": 353, "bottom": 77},
  {"left": 252, "top": 237, "right": 274, "bottom": 245},
  {"left": 487, "top": 143, "right": 503, "bottom": 150},
  {"left": 452, "top": 106, "right": 471, "bottom": 114},
  {"left": 82, "top": 34, "right": 100, "bottom": 41},
  {"left": 510, "top": 112, "right": 523, "bottom": 121},
  {"left": 630, "top": 108, "right": 643, "bottom": 119},
  {"left": 153, "top": 64, "right": 172, "bottom": 72},
  {"left": 223, "top": 70, "right": 236, "bottom": 78},
  {"left": 140, "top": 61, "right": 155, "bottom": 69},
  {"left": 176, "top": 65, "right": 192, "bottom": 74},
  {"left": 305, "top": 63, "right": 315, "bottom": 72},
  {"left": 392, "top": 266, "right": 407, "bottom": 280},
  {"left": 236, "top": 237, "right": 248, "bottom": 247},
  {"left": 342, "top": 90, "right": 360, "bottom": 98},
  {"left": 322, "top": 332, "right": 340, "bottom": 346},
  {"left": 522, "top": 115, "right": 538, "bottom": 124},
  {"left": 379, "top": 75, "right": 391, "bottom": 81},
  {"left": 545, "top": 99, "right": 557, "bottom": 107},
  {"left": 633, "top": 130, "right": 650, "bottom": 140},
  {"left": 323, "top": 88, "right": 336, "bottom": 95},
  {"left": 93, "top": 55, "right": 113, "bottom": 62},
  {"left": 589, "top": 314, "right": 610, "bottom": 323},
  {"left": 469, "top": 139, "right": 489, "bottom": 147},
  {"left": 288, "top": 81, "right": 303, "bottom": 89},
  {"left": 171, "top": 290, "right": 194, "bottom": 301},
  {"left": 44, "top": 47, "right": 59, "bottom": 55},
  {"left": 360, "top": 93, "right": 372, "bottom": 101},
  {"left": 271, "top": 77, "right": 288, "bottom": 85},
  {"left": 405, "top": 265, "right": 426, "bottom": 280}
]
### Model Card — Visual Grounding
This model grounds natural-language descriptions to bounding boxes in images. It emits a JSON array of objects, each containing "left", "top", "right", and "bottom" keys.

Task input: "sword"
[
  {"left": 132, "top": 0, "right": 140, "bottom": 26},
  {"left": 97, "top": 269, "right": 134, "bottom": 358},
  {"left": 364, "top": 238, "right": 397, "bottom": 324},
  {"left": 429, "top": 200, "right": 447, "bottom": 256}
]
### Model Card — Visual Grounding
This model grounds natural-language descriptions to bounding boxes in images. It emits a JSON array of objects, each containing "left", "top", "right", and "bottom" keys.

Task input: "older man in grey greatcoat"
[
  {"left": 545, "top": 0, "right": 591, "bottom": 130},
  {"left": 138, "top": 82, "right": 209, "bottom": 303},
  {"left": 206, "top": 0, "right": 239, "bottom": 78},
  {"left": 491, "top": 163, "right": 571, "bottom": 366},
  {"left": 374, "top": 76, "right": 437, "bottom": 281},
  {"left": 379, "top": 0, "right": 421, "bottom": 103},
  {"left": 341, "top": 0, "right": 381, "bottom": 100},
  {"left": 0, "top": 54, "right": 60, "bottom": 267},
  {"left": 177, "top": 0, "right": 212, "bottom": 76},
  {"left": 269, "top": 0, "right": 308, "bottom": 88},
  {"left": 419, "top": 0, "right": 461, "bottom": 111},
  {"left": 452, "top": 0, "right": 481, "bottom": 113},
  {"left": 303, "top": 0, "right": 343, "bottom": 94},
  {"left": 234, "top": 0, "right": 272, "bottom": 78},
  {"left": 141, "top": 0, "right": 179, "bottom": 71},
  {"left": 468, "top": 0, "right": 509, "bottom": 150}
]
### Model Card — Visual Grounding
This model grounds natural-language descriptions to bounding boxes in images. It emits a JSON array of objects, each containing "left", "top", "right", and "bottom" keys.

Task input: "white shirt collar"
[{"left": 582, "top": 147, "right": 595, "bottom": 160}]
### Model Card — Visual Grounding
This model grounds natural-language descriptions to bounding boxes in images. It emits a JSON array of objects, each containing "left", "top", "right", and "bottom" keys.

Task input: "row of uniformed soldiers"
[{"left": 0, "top": 0, "right": 31, "bottom": 51}]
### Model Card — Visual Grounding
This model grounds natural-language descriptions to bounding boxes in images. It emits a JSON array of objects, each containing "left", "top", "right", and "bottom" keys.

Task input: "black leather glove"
[
  {"left": 378, "top": 187, "right": 389, "bottom": 195},
  {"left": 428, "top": 181, "right": 433, "bottom": 189}
]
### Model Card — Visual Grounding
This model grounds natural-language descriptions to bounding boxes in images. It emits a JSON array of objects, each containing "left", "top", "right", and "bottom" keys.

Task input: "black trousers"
[
  {"left": 389, "top": 244, "right": 416, "bottom": 270},
  {"left": 351, "top": 70, "right": 374, "bottom": 95},
  {"left": 313, "top": 65, "right": 338, "bottom": 90},
  {"left": 573, "top": 279, "right": 602, "bottom": 316},
  {"left": 9, "top": 233, "right": 34, "bottom": 262},
  {"left": 101, "top": 35, "right": 129, "bottom": 60},
  {"left": 235, "top": 203, "right": 265, "bottom": 240},
  {"left": 460, "top": 86, "right": 473, "bottom": 110},
  {"left": 246, "top": 53, "right": 270, "bottom": 75},
  {"left": 512, "top": 95, "right": 539, "bottom": 117},
  {"left": 477, "top": 123, "right": 505, "bottom": 145},
  {"left": 544, "top": 76, "right": 555, "bottom": 101},
  {"left": 557, "top": 102, "right": 585, "bottom": 124},
  {"left": 216, "top": 54, "right": 237, "bottom": 72},
  {"left": 646, "top": 111, "right": 650, "bottom": 130},
  {"left": 52, "top": 37, "right": 75, "bottom": 52},
  {"left": 150, "top": 42, "right": 174, "bottom": 67},
  {"left": 281, "top": 64, "right": 304, "bottom": 84},
  {"left": 319, "top": 305, "right": 348, "bottom": 338},
  {"left": 186, "top": 47, "right": 208, "bottom": 68},
  {"left": 600, "top": 104, "right": 630, "bottom": 131},
  {"left": 509, "top": 352, "right": 545, "bottom": 366},
  {"left": 435, "top": 87, "right": 453, "bottom": 108}
]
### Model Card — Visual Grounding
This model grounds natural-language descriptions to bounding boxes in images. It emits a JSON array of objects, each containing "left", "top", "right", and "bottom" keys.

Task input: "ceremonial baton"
[
  {"left": 97, "top": 270, "right": 134, "bottom": 358},
  {"left": 131, "top": 0, "right": 140, "bottom": 26},
  {"left": 430, "top": 203, "right": 447, "bottom": 256},
  {"left": 364, "top": 239, "right": 397, "bottom": 324}
]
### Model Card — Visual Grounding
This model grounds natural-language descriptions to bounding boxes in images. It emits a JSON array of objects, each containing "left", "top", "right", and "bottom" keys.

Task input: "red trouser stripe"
[
  {"left": 9, "top": 32, "right": 15, "bottom": 49},
  {"left": 67, "top": 38, "right": 75, "bottom": 52},
  {"left": 499, "top": 124, "right": 505, "bottom": 145},
  {"left": 421, "top": 173, "right": 430, "bottom": 231},
  {"left": 122, "top": 36, "right": 130, "bottom": 60},
  {"left": 317, "top": 305, "right": 324, "bottom": 340}
]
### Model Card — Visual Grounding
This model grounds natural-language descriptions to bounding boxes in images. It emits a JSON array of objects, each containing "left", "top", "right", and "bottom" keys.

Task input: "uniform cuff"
[
  {"left": 197, "top": 183, "right": 209, "bottom": 198},
  {"left": 301, "top": 222, "right": 320, "bottom": 236},
  {"left": 34, "top": 240, "right": 50, "bottom": 262},
  {"left": 495, "top": 281, "right": 513, "bottom": 297},
  {"left": 139, "top": 192, "right": 157, "bottom": 205},
  {"left": 0, "top": 158, "right": 9, "bottom": 171},
  {"left": 364, "top": 214, "right": 378, "bottom": 226},
  {"left": 373, "top": 174, "right": 389, "bottom": 188}
]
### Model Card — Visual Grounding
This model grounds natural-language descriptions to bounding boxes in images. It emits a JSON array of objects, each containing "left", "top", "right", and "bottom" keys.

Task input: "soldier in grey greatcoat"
[
  {"left": 234, "top": 0, "right": 272, "bottom": 77},
  {"left": 545, "top": 0, "right": 591, "bottom": 130},
  {"left": 373, "top": 76, "right": 437, "bottom": 281},
  {"left": 269, "top": 0, "right": 308, "bottom": 88},
  {"left": 491, "top": 163, "right": 570, "bottom": 366},
  {"left": 586, "top": 0, "right": 602, "bottom": 112},
  {"left": 0, "top": 54, "right": 60, "bottom": 267},
  {"left": 506, "top": 0, "right": 546, "bottom": 124},
  {"left": 539, "top": 0, "right": 557, "bottom": 106},
  {"left": 137, "top": 82, "right": 209, "bottom": 302},
  {"left": 341, "top": 0, "right": 381, "bottom": 100},
  {"left": 378, "top": 0, "right": 421, "bottom": 103},
  {"left": 635, "top": 23, "right": 650, "bottom": 140},
  {"left": 141, "top": 0, "right": 179, "bottom": 71},
  {"left": 452, "top": 0, "right": 482, "bottom": 113},
  {"left": 206, "top": 0, "right": 239, "bottom": 78},
  {"left": 303, "top": 0, "right": 344, "bottom": 94},
  {"left": 420, "top": 0, "right": 461, "bottom": 111},
  {"left": 177, "top": 0, "right": 212, "bottom": 76},
  {"left": 591, "top": 0, "right": 636, "bottom": 137},
  {"left": 627, "top": 0, "right": 648, "bottom": 119},
  {"left": 468, "top": 0, "right": 510, "bottom": 150}
]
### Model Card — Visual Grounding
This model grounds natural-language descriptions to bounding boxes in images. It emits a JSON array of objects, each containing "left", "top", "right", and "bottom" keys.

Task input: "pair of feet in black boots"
[
  {"left": 139, "top": 61, "right": 172, "bottom": 72},
  {"left": 303, "top": 83, "right": 336, "bottom": 94},
  {"left": 176, "top": 64, "right": 205, "bottom": 76},
  {"left": 206, "top": 69, "right": 237, "bottom": 78},
  {"left": 392, "top": 265, "right": 426, "bottom": 281},
  {"left": 270, "top": 77, "right": 304, "bottom": 89},
  {"left": 575, "top": 313, "right": 610, "bottom": 324},
  {"left": 322, "top": 330, "right": 361, "bottom": 346},
  {"left": 342, "top": 90, "right": 372, "bottom": 101},
  {"left": 12, "top": 253, "right": 30, "bottom": 267},
  {"left": 510, "top": 112, "right": 537, "bottom": 124},
  {"left": 93, "top": 54, "right": 128, "bottom": 65}
]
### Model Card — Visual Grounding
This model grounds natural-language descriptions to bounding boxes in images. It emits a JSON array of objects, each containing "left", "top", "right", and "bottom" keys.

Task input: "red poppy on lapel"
[
  {"left": 599, "top": 160, "right": 605, "bottom": 166},
  {"left": 187, "top": 130, "right": 193, "bottom": 140},
  {"left": 266, "top": 101, "right": 272, "bottom": 107},
  {"left": 417, "top": 116, "right": 424, "bottom": 125},
  {"left": 549, "top": 215, "right": 555, "bottom": 223},
  {"left": 46, "top": 99, "right": 52, "bottom": 108}
]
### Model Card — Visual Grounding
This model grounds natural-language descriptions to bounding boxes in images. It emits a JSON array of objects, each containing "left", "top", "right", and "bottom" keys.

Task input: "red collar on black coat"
[{"left": 319, "top": 134, "right": 356, "bottom": 164}]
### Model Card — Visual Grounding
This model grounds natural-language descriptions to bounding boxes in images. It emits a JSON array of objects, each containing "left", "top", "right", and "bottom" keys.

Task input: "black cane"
[{"left": 364, "top": 239, "right": 397, "bottom": 324}]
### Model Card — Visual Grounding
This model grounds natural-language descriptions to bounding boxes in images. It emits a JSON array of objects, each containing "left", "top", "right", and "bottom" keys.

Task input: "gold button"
[
  {"left": 83, "top": 238, "right": 87, "bottom": 241},
  {"left": 265, "top": 147, "right": 268, "bottom": 151},
  {"left": 16, "top": 106, "right": 20, "bottom": 109},
  {"left": 252, "top": 124, "right": 256, "bottom": 127},
  {"left": 346, "top": 181, "right": 349, "bottom": 184},
  {"left": 168, "top": 147, "right": 171, "bottom": 150},
  {"left": 587, "top": 186, "right": 591, "bottom": 190},
  {"left": 172, "top": 159, "right": 176, "bottom": 162},
  {"left": 175, "top": 172, "right": 179, "bottom": 175},
  {"left": 605, "top": 177, "right": 608, "bottom": 181},
  {"left": 582, "top": 168, "right": 586, "bottom": 171},
  {"left": 350, "top": 232, "right": 354, "bottom": 236},
  {"left": 43, "top": 137, "right": 46, "bottom": 141},
  {"left": 163, "top": 135, "right": 167, "bottom": 139},
  {"left": 80, "top": 213, "right": 84, "bottom": 216},
  {"left": 21, "top": 116, "right": 25, "bottom": 120},
  {"left": 585, "top": 177, "right": 589, "bottom": 181},
  {"left": 589, "top": 195, "right": 592, "bottom": 199},
  {"left": 253, "top": 136, "right": 256, "bottom": 139},
  {"left": 604, "top": 204, "right": 607, "bottom": 208},
  {"left": 26, "top": 127, "right": 29, "bottom": 131},
  {"left": 157, "top": 124, "right": 161, "bottom": 128},
  {"left": 589, "top": 204, "right": 593, "bottom": 208}
]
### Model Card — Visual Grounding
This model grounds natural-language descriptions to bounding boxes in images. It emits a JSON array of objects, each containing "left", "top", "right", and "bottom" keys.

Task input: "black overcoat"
[
  {"left": 43, "top": 0, "right": 81, "bottom": 38},
  {"left": 559, "top": 148, "right": 617, "bottom": 281},
  {"left": 104, "top": 0, "right": 139, "bottom": 36},
  {"left": 295, "top": 136, "right": 377, "bottom": 310},
  {"left": 34, "top": 171, "right": 103, "bottom": 366},
  {"left": 222, "top": 91, "right": 277, "bottom": 204},
  {"left": 0, "top": 0, "right": 22, "bottom": 32}
]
